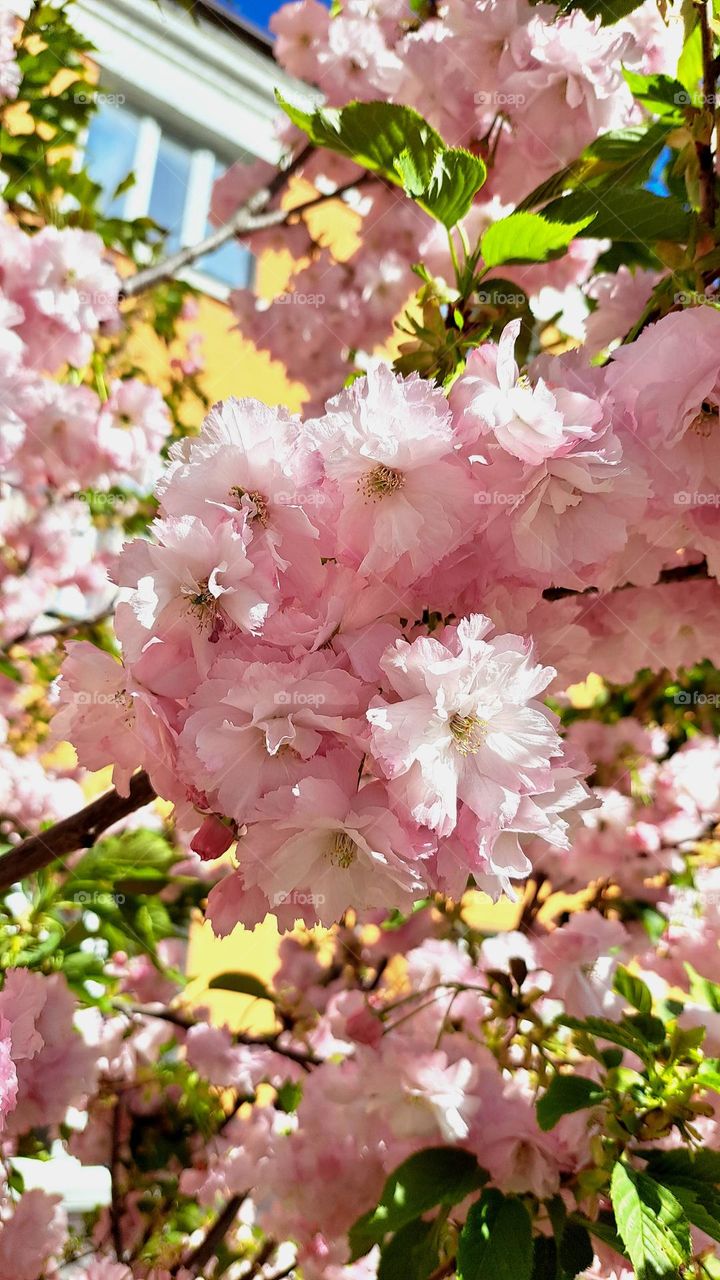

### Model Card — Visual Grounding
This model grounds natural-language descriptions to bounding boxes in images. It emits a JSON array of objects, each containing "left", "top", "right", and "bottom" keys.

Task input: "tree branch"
[
  {"left": 121, "top": 174, "right": 370, "bottom": 300},
  {"left": 123, "top": 1003, "right": 322, "bottom": 1069},
  {"left": 110, "top": 1096, "right": 126, "bottom": 1262},
  {"left": 0, "top": 770, "right": 156, "bottom": 893},
  {"left": 1, "top": 607, "right": 115, "bottom": 655},
  {"left": 541, "top": 558, "right": 710, "bottom": 603},
  {"left": 697, "top": 0, "right": 717, "bottom": 230},
  {"left": 178, "top": 1193, "right": 247, "bottom": 1276},
  {"left": 121, "top": 142, "right": 313, "bottom": 298}
]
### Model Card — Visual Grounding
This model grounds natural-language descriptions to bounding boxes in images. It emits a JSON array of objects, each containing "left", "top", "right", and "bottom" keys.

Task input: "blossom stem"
[{"left": 0, "top": 770, "right": 156, "bottom": 892}]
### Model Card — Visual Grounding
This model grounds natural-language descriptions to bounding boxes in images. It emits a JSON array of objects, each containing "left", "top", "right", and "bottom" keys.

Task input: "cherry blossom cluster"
[
  {"left": 224, "top": 0, "right": 682, "bottom": 409},
  {"left": 54, "top": 301, "right": 720, "bottom": 930},
  {"left": 0, "top": 210, "right": 172, "bottom": 652},
  {"left": 29, "top": 713, "right": 720, "bottom": 1280}
]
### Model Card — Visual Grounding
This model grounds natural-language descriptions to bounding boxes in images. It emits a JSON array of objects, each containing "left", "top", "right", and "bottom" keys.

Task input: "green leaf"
[
  {"left": 571, "top": 1212, "right": 626, "bottom": 1257},
  {"left": 641, "top": 1148, "right": 720, "bottom": 1185},
  {"left": 561, "top": 0, "right": 647, "bottom": 21},
  {"left": 560, "top": 1015, "right": 653, "bottom": 1063},
  {"left": 69, "top": 831, "right": 176, "bottom": 884},
  {"left": 480, "top": 211, "right": 594, "bottom": 267},
  {"left": 531, "top": 1237, "right": 558, "bottom": 1280},
  {"left": 697, "top": 1059, "right": 720, "bottom": 1092},
  {"left": 685, "top": 963, "right": 720, "bottom": 1012},
  {"left": 518, "top": 121, "right": 674, "bottom": 211},
  {"left": 457, "top": 1190, "right": 533, "bottom": 1280},
  {"left": 613, "top": 965, "right": 653, "bottom": 1014},
  {"left": 668, "top": 1184, "right": 720, "bottom": 1244},
  {"left": 558, "top": 1221, "right": 594, "bottom": 1279},
  {"left": 623, "top": 71, "right": 689, "bottom": 117},
  {"left": 276, "top": 96, "right": 486, "bottom": 228},
  {"left": 677, "top": 23, "right": 703, "bottom": 102},
  {"left": 378, "top": 1218, "right": 439, "bottom": 1280},
  {"left": 0, "top": 657, "right": 22, "bottom": 683},
  {"left": 349, "top": 1148, "right": 487, "bottom": 1260},
  {"left": 207, "top": 972, "right": 274, "bottom": 1001},
  {"left": 541, "top": 187, "right": 692, "bottom": 244},
  {"left": 536, "top": 1074, "right": 605, "bottom": 1132},
  {"left": 610, "top": 1162, "right": 691, "bottom": 1280}
]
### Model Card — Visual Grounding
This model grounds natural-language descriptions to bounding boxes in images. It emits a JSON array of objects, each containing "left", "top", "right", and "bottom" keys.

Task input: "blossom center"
[
  {"left": 449, "top": 712, "right": 486, "bottom": 755},
  {"left": 689, "top": 399, "right": 719, "bottom": 437},
  {"left": 183, "top": 578, "right": 218, "bottom": 628},
  {"left": 359, "top": 464, "right": 406, "bottom": 501},
  {"left": 327, "top": 830, "right": 358, "bottom": 869},
  {"left": 229, "top": 485, "right": 269, "bottom": 525}
]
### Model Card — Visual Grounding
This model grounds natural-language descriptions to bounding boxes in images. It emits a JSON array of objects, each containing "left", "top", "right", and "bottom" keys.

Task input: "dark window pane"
[
  {"left": 198, "top": 160, "right": 254, "bottom": 288},
  {"left": 84, "top": 100, "right": 140, "bottom": 215},
  {"left": 148, "top": 134, "right": 192, "bottom": 252}
]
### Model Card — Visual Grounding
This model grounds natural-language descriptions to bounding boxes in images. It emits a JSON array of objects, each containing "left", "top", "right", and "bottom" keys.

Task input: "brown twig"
[
  {"left": 542, "top": 558, "right": 710, "bottom": 603},
  {"left": 110, "top": 1097, "right": 126, "bottom": 1262},
  {"left": 427, "top": 1262, "right": 456, "bottom": 1280},
  {"left": 697, "top": 0, "right": 717, "bottom": 230},
  {"left": 121, "top": 142, "right": 313, "bottom": 297},
  {"left": 121, "top": 148, "right": 370, "bottom": 299},
  {"left": 1, "top": 607, "right": 115, "bottom": 655},
  {"left": 178, "top": 1193, "right": 247, "bottom": 1276},
  {"left": 0, "top": 770, "right": 156, "bottom": 892},
  {"left": 122, "top": 1003, "right": 322, "bottom": 1069}
]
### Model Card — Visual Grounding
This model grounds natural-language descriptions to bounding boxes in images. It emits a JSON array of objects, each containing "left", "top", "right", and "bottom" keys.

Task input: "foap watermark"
[
  {"left": 71, "top": 690, "right": 126, "bottom": 706},
  {"left": 273, "top": 490, "right": 329, "bottom": 508},
  {"left": 274, "top": 690, "right": 327, "bottom": 707},
  {"left": 73, "top": 890, "right": 126, "bottom": 906},
  {"left": 73, "top": 490, "right": 125, "bottom": 511},
  {"left": 674, "top": 88, "right": 718, "bottom": 107},
  {"left": 476, "top": 289, "right": 526, "bottom": 307},
  {"left": 74, "top": 91, "right": 126, "bottom": 107},
  {"left": 474, "top": 491, "right": 523, "bottom": 510},
  {"left": 275, "top": 291, "right": 325, "bottom": 307},
  {"left": 272, "top": 890, "right": 326, "bottom": 907},
  {"left": 673, "top": 290, "right": 720, "bottom": 307},
  {"left": 674, "top": 491, "right": 720, "bottom": 507},
  {"left": 673, "top": 691, "right": 720, "bottom": 706},
  {"left": 474, "top": 90, "right": 526, "bottom": 108}
]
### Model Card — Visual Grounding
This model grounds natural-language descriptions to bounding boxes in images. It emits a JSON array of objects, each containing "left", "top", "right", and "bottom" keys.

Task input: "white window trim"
[
  {"left": 74, "top": 0, "right": 316, "bottom": 297},
  {"left": 124, "top": 114, "right": 161, "bottom": 221}
]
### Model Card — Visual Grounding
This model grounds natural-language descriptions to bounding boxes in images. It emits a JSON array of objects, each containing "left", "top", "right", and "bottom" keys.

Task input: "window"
[{"left": 84, "top": 99, "right": 254, "bottom": 293}]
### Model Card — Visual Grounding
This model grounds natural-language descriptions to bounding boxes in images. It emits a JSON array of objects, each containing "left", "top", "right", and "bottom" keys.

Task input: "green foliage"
[
  {"left": 612, "top": 965, "right": 653, "bottom": 1014},
  {"left": 479, "top": 211, "right": 594, "bottom": 267},
  {"left": 1, "top": 3, "right": 162, "bottom": 257},
  {"left": 541, "top": 187, "right": 691, "bottom": 244},
  {"left": 207, "top": 972, "right": 275, "bottom": 1001},
  {"left": 610, "top": 1162, "right": 692, "bottom": 1280},
  {"left": 276, "top": 96, "right": 486, "bottom": 228},
  {"left": 456, "top": 1190, "right": 533, "bottom": 1280},
  {"left": 349, "top": 1148, "right": 487, "bottom": 1260},
  {"left": 536, "top": 1074, "right": 605, "bottom": 1132},
  {"left": 552, "top": 0, "right": 648, "bottom": 20}
]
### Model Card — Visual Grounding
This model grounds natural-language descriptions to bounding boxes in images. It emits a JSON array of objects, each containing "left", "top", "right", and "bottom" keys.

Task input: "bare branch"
[
  {"left": 118, "top": 144, "right": 373, "bottom": 300},
  {"left": 0, "top": 770, "right": 156, "bottom": 893},
  {"left": 697, "top": 0, "right": 717, "bottom": 229},
  {"left": 178, "top": 1193, "right": 247, "bottom": 1276},
  {"left": 542, "top": 558, "right": 710, "bottom": 603}
]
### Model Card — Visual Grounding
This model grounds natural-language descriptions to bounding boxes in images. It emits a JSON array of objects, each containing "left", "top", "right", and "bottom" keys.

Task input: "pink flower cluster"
[
  {"left": 0, "top": 969, "right": 99, "bottom": 1135},
  {"left": 55, "top": 300, "right": 720, "bottom": 928},
  {"left": 0, "top": 213, "right": 172, "bottom": 649},
  {"left": 55, "top": 376, "right": 595, "bottom": 929}
]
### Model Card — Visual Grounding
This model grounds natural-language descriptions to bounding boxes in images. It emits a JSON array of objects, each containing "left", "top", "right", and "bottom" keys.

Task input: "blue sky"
[{"left": 212, "top": 0, "right": 326, "bottom": 35}]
